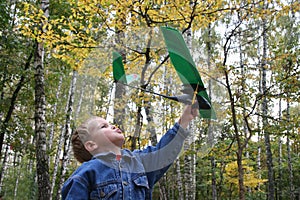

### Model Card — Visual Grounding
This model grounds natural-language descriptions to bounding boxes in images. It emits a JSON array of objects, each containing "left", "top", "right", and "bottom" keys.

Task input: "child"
[{"left": 62, "top": 105, "right": 198, "bottom": 199}]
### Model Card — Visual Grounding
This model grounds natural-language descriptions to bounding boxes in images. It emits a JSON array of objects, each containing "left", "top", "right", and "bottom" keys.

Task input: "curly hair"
[{"left": 71, "top": 117, "right": 99, "bottom": 163}]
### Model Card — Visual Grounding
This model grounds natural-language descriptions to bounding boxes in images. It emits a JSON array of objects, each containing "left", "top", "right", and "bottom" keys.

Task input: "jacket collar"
[{"left": 92, "top": 149, "right": 135, "bottom": 161}]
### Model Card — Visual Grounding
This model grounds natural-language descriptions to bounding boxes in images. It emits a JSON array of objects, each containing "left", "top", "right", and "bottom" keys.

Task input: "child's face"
[{"left": 87, "top": 117, "right": 125, "bottom": 150}]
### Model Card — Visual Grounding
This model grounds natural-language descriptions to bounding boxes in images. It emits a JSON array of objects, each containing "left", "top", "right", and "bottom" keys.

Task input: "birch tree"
[
  {"left": 183, "top": 27, "right": 196, "bottom": 200},
  {"left": 34, "top": 0, "right": 51, "bottom": 199},
  {"left": 260, "top": 1, "right": 275, "bottom": 199},
  {"left": 55, "top": 70, "right": 77, "bottom": 200},
  {"left": 49, "top": 74, "right": 70, "bottom": 200},
  {"left": 48, "top": 75, "right": 63, "bottom": 157},
  {"left": 204, "top": 23, "right": 218, "bottom": 200},
  {"left": 278, "top": 2, "right": 298, "bottom": 198},
  {"left": 113, "top": 7, "right": 127, "bottom": 133},
  {"left": 277, "top": 96, "right": 283, "bottom": 200}
]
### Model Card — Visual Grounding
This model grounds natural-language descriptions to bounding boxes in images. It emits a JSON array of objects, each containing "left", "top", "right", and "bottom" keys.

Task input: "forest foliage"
[{"left": 0, "top": 0, "right": 299, "bottom": 199}]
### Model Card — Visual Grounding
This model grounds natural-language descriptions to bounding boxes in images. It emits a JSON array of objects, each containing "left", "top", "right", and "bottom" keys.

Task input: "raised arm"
[{"left": 134, "top": 105, "right": 198, "bottom": 187}]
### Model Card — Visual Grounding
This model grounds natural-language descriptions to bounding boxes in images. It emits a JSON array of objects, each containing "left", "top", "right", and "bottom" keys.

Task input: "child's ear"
[{"left": 84, "top": 141, "right": 97, "bottom": 152}]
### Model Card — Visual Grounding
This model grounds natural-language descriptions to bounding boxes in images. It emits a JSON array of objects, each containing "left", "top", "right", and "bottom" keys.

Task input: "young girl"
[{"left": 62, "top": 105, "right": 198, "bottom": 199}]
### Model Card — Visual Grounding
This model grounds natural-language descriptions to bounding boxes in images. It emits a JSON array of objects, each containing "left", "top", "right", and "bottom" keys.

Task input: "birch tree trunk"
[
  {"left": 34, "top": 0, "right": 50, "bottom": 199},
  {"left": 55, "top": 70, "right": 77, "bottom": 200},
  {"left": 261, "top": 2, "right": 275, "bottom": 199},
  {"left": 286, "top": 97, "right": 295, "bottom": 200},
  {"left": 145, "top": 98, "right": 157, "bottom": 146},
  {"left": 49, "top": 75, "right": 67, "bottom": 200},
  {"left": 13, "top": 154, "right": 22, "bottom": 199},
  {"left": 113, "top": 10, "right": 127, "bottom": 133},
  {"left": 74, "top": 75, "right": 86, "bottom": 122},
  {"left": 183, "top": 27, "right": 196, "bottom": 200},
  {"left": 184, "top": 144, "right": 195, "bottom": 200},
  {"left": 176, "top": 159, "right": 183, "bottom": 200},
  {"left": 256, "top": 29, "right": 263, "bottom": 199},
  {"left": 277, "top": 97, "right": 283, "bottom": 200},
  {"left": 285, "top": 4, "right": 296, "bottom": 199},
  {"left": 206, "top": 23, "right": 217, "bottom": 200},
  {"left": 34, "top": 44, "right": 51, "bottom": 200},
  {"left": 48, "top": 75, "right": 63, "bottom": 156},
  {"left": 50, "top": 71, "right": 76, "bottom": 199},
  {"left": 114, "top": 72, "right": 126, "bottom": 130},
  {"left": 50, "top": 115, "right": 65, "bottom": 199},
  {"left": 0, "top": 144, "right": 9, "bottom": 193}
]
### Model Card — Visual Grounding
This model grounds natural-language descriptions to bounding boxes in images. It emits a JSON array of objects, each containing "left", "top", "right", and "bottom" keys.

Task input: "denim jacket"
[{"left": 61, "top": 122, "right": 189, "bottom": 200}]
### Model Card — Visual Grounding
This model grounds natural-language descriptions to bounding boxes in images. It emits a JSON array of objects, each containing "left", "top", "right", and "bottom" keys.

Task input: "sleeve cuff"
[{"left": 174, "top": 122, "right": 190, "bottom": 138}]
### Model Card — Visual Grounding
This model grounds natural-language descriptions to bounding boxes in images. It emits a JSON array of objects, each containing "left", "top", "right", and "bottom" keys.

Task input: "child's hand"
[{"left": 178, "top": 105, "right": 198, "bottom": 129}]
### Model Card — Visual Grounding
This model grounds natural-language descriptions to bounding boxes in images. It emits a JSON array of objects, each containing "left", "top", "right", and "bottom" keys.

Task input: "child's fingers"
[{"left": 191, "top": 108, "right": 199, "bottom": 117}]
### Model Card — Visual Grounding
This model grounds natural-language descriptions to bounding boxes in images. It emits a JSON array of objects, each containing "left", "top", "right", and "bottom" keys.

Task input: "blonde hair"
[{"left": 72, "top": 116, "right": 98, "bottom": 163}]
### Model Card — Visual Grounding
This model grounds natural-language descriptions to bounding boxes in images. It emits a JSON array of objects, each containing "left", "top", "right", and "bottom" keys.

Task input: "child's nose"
[{"left": 111, "top": 125, "right": 116, "bottom": 129}]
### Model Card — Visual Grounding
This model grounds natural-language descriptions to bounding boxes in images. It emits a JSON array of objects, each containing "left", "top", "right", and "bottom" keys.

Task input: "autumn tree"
[{"left": 1, "top": 0, "right": 298, "bottom": 199}]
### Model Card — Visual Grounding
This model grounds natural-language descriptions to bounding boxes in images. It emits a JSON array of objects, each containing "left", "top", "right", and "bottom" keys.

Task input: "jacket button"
[
  {"left": 123, "top": 181, "right": 129, "bottom": 186},
  {"left": 100, "top": 191, "right": 105, "bottom": 197}
]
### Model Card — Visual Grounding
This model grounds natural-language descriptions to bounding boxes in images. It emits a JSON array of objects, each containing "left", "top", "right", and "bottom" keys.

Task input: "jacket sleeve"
[
  {"left": 61, "top": 175, "right": 90, "bottom": 200},
  {"left": 133, "top": 122, "right": 190, "bottom": 187}
]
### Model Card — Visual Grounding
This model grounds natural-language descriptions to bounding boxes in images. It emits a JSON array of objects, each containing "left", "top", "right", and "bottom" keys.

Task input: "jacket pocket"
[
  {"left": 132, "top": 175, "right": 150, "bottom": 199},
  {"left": 132, "top": 175, "right": 149, "bottom": 189},
  {"left": 90, "top": 183, "right": 118, "bottom": 200}
]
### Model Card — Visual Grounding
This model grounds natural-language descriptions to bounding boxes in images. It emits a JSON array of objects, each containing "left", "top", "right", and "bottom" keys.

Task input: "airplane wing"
[
  {"left": 161, "top": 26, "right": 216, "bottom": 119},
  {"left": 112, "top": 51, "right": 127, "bottom": 84}
]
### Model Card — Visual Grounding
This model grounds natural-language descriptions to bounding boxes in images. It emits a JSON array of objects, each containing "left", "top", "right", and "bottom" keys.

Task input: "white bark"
[
  {"left": 286, "top": 100, "right": 295, "bottom": 200},
  {"left": 34, "top": 0, "right": 51, "bottom": 199},
  {"left": 57, "top": 70, "right": 77, "bottom": 199},
  {"left": 261, "top": 1, "right": 275, "bottom": 198},
  {"left": 176, "top": 159, "right": 183, "bottom": 200},
  {"left": 183, "top": 27, "right": 196, "bottom": 200},
  {"left": 48, "top": 75, "right": 63, "bottom": 154}
]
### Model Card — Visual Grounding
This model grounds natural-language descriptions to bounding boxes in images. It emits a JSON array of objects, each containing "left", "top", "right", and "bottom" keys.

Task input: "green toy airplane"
[{"left": 112, "top": 27, "right": 216, "bottom": 119}]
